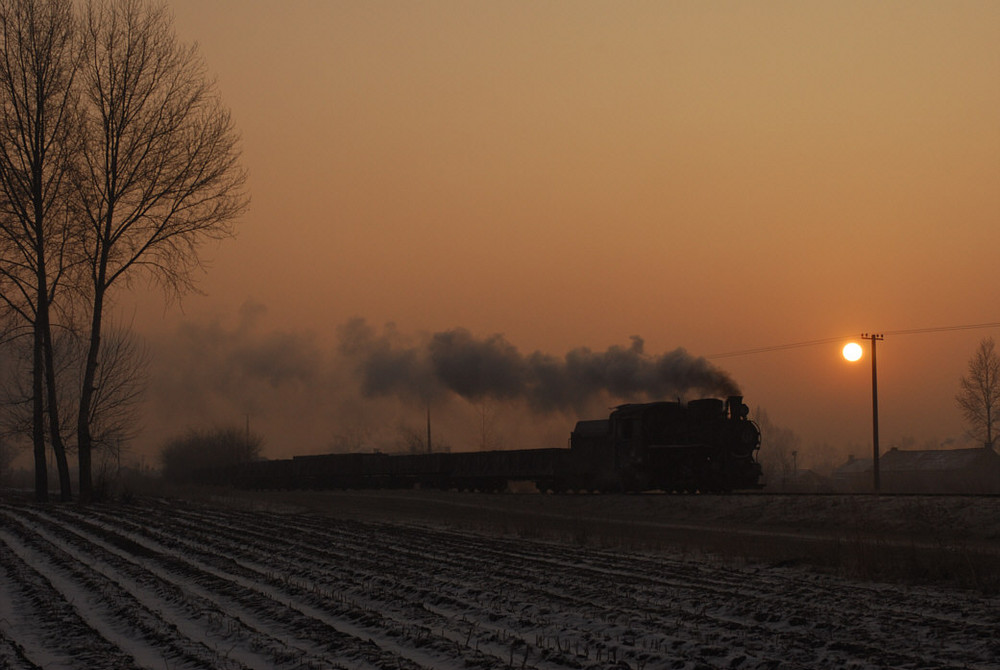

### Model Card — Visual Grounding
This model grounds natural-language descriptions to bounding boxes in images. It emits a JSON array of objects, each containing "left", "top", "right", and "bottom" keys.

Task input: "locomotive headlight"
[{"left": 842, "top": 342, "right": 863, "bottom": 362}]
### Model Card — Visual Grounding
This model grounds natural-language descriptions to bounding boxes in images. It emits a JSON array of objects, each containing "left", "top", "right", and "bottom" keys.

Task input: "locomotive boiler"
[{"left": 229, "top": 395, "right": 761, "bottom": 493}]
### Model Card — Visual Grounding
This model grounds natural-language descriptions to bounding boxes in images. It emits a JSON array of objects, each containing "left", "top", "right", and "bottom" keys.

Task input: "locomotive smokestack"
[{"left": 727, "top": 395, "right": 746, "bottom": 420}]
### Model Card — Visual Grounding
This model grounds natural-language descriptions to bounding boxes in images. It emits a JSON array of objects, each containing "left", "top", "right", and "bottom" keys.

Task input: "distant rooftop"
[
  {"left": 834, "top": 446, "right": 998, "bottom": 475},
  {"left": 880, "top": 446, "right": 997, "bottom": 472}
]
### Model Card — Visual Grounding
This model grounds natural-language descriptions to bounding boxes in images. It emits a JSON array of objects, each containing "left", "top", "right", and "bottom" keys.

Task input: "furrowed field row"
[
  {"left": 2, "top": 498, "right": 999, "bottom": 670},
  {"left": 3, "top": 505, "right": 460, "bottom": 669},
  {"left": 113, "top": 499, "right": 996, "bottom": 662},
  {"left": 60, "top": 501, "right": 1000, "bottom": 669},
  {"left": 6, "top": 504, "right": 557, "bottom": 670}
]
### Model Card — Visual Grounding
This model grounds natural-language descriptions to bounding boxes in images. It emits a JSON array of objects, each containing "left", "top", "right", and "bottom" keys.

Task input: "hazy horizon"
[{"left": 11, "top": 1, "right": 998, "bottom": 473}]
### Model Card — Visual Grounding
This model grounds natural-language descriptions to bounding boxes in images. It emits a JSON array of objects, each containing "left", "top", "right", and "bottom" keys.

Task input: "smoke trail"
[{"left": 338, "top": 318, "right": 740, "bottom": 412}]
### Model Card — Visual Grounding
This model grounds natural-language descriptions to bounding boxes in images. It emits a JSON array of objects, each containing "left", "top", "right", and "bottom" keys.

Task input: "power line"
[
  {"left": 883, "top": 322, "right": 1000, "bottom": 336},
  {"left": 706, "top": 336, "right": 850, "bottom": 359},
  {"left": 705, "top": 321, "right": 1000, "bottom": 360}
]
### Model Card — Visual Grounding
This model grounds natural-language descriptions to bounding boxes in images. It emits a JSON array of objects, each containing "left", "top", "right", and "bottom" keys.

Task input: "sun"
[{"left": 842, "top": 342, "right": 863, "bottom": 362}]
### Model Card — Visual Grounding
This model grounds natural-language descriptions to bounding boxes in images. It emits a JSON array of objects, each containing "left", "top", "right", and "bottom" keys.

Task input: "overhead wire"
[
  {"left": 706, "top": 336, "right": 850, "bottom": 360},
  {"left": 705, "top": 321, "right": 1000, "bottom": 360},
  {"left": 883, "top": 322, "right": 1000, "bottom": 336}
]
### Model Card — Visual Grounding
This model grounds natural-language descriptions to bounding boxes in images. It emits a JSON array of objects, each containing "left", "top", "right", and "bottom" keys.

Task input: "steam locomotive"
[{"left": 227, "top": 395, "right": 762, "bottom": 493}]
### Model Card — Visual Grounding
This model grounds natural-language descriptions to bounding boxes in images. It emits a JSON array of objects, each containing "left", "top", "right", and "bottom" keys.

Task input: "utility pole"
[
  {"left": 861, "top": 333, "right": 884, "bottom": 493},
  {"left": 426, "top": 403, "right": 432, "bottom": 454}
]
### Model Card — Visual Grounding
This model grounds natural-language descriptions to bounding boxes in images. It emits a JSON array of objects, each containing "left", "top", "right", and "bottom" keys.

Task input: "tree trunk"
[
  {"left": 32, "top": 322, "right": 47, "bottom": 502},
  {"left": 32, "top": 243, "right": 72, "bottom": 503},
  {"left": 39, "top": 296, "right": 72, "bottom": 501},
  {"left": 77, "top": 278, "right": 105, "bottom": 504},
  {"left": 33, "top": 191, "right": 72, "bottom": 500},
  {"left": 987, "top": 403, "right": 993, "bottom": 450}
]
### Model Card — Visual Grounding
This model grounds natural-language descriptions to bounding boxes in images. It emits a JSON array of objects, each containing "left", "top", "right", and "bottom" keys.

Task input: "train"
[{"left": 223, "top": 395, "right": 762, "bottom": 493}]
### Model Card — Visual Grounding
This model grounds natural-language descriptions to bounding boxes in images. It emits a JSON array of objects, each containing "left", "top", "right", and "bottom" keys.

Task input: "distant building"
[
  {"left": 830, "top": 455, "right": 874, "bottom": 493},
  {"left": 832, "top": 447, "right": 1000, "bottom": 494}
]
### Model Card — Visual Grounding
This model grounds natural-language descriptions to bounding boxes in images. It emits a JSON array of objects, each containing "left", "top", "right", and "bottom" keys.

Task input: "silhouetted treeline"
[{"left": 160, "top": 427, "right": 262, "bottom": 485}]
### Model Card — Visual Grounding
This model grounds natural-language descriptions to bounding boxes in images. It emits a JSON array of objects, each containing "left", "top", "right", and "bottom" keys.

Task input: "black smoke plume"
[{"left": 338, "top": 318, "right": 740, "bottom": 413}]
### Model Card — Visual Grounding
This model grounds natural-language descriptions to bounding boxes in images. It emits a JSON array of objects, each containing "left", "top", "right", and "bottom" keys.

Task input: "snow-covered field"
[{"left": 1, "top": 493, "right": 999, "bottom": 669}]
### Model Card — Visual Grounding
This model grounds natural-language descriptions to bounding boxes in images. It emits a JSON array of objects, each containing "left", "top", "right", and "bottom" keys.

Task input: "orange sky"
[{"left": 119, "top": 2, "right": 1000, "bottom": 466}]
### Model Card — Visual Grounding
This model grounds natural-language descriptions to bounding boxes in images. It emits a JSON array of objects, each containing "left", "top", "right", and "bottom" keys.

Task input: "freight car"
[{"left": 231, "top": 395, "right": 761, "bottom": 493}]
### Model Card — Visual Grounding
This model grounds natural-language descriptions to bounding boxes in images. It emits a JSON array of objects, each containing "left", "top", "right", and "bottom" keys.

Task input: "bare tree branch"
[{"left": 956, "top": 337, "right": 1000, "bottom": 450}]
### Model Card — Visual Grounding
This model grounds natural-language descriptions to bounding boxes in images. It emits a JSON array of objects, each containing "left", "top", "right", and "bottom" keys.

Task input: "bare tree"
[
  {"left": 0, "top": 319, "right": 25, "bottom": 480},
  {"left": 0, "top": 0, "right": 80, "bottom": 501},
  {"left": 45, "top": 321, "right": 148, "bottom": 453},
  {"left": 474, "top": 398, "right": 504, "bottom": 451},
  {"left": 396, "top": 422, "right": 429, "bottom": 454},
  {"left": 0, "top": 433, "right": 17, "bottom": 483},
  {"left": 84, "top": 323, "right": 148, "bottom": 451},
  {"left": 0, "top": 323, "right": 32, "bottom": 439},
  {"left": 329, "top": 424, "right": 373, "bottom": 453},
  {"left": 956, "top": 337, "right": 1000, "bottom": 450},
  {"left": 74, "top": 0, "right": 246, "bottom": 500},
  {"left": 753, "top": 407, "right": 800, "bottom": 488},
  {"left": 160, "top": 425, "right": 262, "bottom": 485}
]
